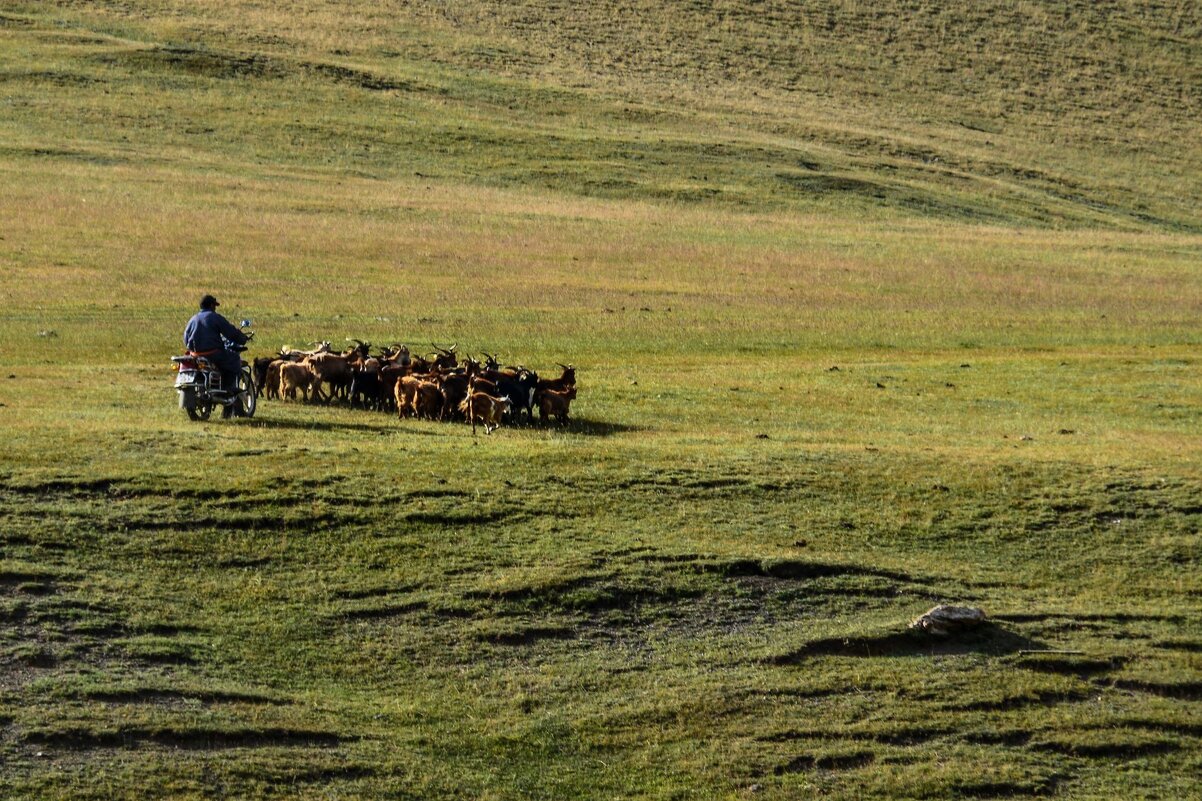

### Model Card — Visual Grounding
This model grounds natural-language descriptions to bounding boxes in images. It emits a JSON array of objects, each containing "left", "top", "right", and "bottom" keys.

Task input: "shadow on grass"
[
  {"left": 772, "top": 623, "right": 1046, "bottom": 664},
  {"left": 237, "top": 416, "right": 438, "bottom": 436},
  {"left": 237, "top": 414, "right": 638, "bottom": 438},
  {"left": 536, "top": 417, "right": 643, "bottom": 437}
]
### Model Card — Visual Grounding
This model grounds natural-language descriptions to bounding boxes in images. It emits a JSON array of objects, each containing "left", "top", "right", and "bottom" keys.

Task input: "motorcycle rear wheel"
[{"left": 180, "top": 388, "right": 212, "bottom": 421}]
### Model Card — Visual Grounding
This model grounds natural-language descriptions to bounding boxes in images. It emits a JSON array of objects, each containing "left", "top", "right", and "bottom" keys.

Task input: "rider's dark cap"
[{"left": 199, "top": 294, "right": 220, "bottom": 310}]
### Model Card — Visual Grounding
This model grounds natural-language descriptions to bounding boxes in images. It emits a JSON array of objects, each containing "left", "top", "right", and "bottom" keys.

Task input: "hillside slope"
[{"left": 1, "top": 0, "right": 1200, "bottom": 229}]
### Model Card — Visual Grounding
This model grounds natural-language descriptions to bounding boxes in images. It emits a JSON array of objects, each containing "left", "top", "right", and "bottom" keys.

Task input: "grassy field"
[{"left": 2, "top": 2, "right": 1201, "bottom": 799}]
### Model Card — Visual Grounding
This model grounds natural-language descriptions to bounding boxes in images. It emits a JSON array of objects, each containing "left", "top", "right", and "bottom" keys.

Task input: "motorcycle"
[{"left": 171, "top": 321, "right": 257, "bottom": 421}]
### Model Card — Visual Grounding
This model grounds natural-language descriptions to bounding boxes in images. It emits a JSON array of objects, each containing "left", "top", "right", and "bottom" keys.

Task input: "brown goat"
[
  {"left": 413, "top": 380, "right": 445, "bottom": 420},
  {"left": 252, "top": 356, "right": 275, "bottom": 398},
  {"left": 378, "top": 364, "right": 408, "bottom": 411},
  {"left": 459, "top": 391, "right": 511, "bottom": 434},
  {"left": 536, "top": 363, "right": 576, "bottom": 395},
  {"left": 538, "top": 386, "right": 577, "bottom": 425},
  {"left": 434, "top": 372, "right": 470, "bottom": 421}
]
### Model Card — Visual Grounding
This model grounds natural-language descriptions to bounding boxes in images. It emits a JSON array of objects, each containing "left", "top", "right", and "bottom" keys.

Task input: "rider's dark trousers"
[{"left": 210, "top": 350, "right": 242, "bottom": 394}]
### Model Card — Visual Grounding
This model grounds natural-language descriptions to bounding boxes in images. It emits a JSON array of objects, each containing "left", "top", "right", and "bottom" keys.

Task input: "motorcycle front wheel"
[{"left": 237, "top": 368, "right": 256, "bottom": 418}]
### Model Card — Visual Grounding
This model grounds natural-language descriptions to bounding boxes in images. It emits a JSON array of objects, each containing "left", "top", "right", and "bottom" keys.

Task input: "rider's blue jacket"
[{"left": 183, "top": 310, "right": 248, "bottom": 354}]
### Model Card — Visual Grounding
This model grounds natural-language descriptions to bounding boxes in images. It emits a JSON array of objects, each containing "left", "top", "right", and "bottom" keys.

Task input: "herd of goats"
[{"left": 252, "top": 341, "right": 577, "bottom": 433}]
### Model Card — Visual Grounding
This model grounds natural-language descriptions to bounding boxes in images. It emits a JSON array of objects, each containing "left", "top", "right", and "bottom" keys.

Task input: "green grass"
[{"left": 2, "top": 2, "right": 1201, "bottom": 799}]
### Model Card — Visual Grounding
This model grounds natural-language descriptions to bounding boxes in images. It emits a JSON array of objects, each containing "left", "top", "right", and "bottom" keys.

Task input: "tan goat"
[
  {"left": 395, "top": 375, "right": 421, "bottom": 418},
  {"left": 265, "top": 359, "right": 287, "bottom": 400},
  {"left": 280, "top": 362, "right": 315, "bottom": 402},
  {"left": 303, "top": 351, "right": 354, "bottom": 403}
]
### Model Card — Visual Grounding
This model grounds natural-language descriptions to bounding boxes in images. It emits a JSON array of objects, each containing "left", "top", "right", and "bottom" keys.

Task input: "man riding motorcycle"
[{"left": 183, "top": 294, "right": 249, "bottom": 418}]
